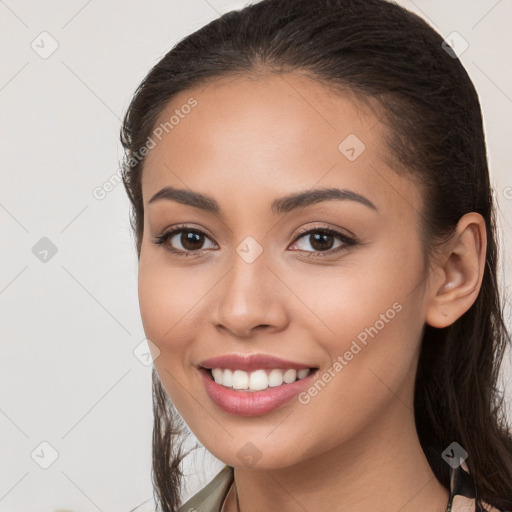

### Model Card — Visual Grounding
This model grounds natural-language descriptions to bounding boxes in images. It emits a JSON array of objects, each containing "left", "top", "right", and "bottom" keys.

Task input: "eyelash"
[{"left": 152, "top": 224, "right": 358, "bottom": 259}]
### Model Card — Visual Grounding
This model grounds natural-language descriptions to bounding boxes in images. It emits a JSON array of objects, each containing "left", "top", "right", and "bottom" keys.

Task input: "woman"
[{"left": 121, "top": 0, "right": 512, "bottom": 510}]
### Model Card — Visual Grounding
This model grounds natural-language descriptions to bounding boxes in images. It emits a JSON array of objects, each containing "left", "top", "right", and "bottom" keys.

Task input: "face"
[{"left": 138, "top": 72, "right": 433, "bottom": 471}]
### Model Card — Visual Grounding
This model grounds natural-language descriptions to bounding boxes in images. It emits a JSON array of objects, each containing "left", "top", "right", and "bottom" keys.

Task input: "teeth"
[
  {"left": 222, "top": 368, "right": 233, "bottom": 387},
  {"left": 212, "top": 368, "right": 225, "bottom": 384},
  {"left": 283, "top": 369, "right": 296, "bottom": 383},
  {"left": 297, "top": 368, "right": 310, "bottom": 379},
  {"left": 249, "top": 369, "right": 268, "bottom": 391},
  {"left": 209, "top": 367, "right": 312, "bottom": 391},
  {"left": 232, "top": 369, "right": 249, "bottom": 390},
  {"left": 268, "top": 369, "right": 283, "bottom": 387}
]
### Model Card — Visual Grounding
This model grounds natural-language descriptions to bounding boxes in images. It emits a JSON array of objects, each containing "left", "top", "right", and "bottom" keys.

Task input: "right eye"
[{"left": 152, "top": 225, "right": 217, "bottom": 257}]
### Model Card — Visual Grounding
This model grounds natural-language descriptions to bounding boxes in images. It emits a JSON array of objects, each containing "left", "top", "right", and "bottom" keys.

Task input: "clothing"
[{"left": 175, "top": 461, "right": 503, "bottom": 512}]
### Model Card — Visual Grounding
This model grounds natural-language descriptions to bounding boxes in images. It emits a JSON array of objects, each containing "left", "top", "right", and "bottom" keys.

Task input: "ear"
[{"left": 425, "top": 212, "right": 487, "bottom": 329}]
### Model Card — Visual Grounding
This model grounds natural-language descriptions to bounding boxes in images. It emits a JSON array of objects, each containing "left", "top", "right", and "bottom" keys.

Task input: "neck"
[{"left": 228, "top": 398, "right": 449, "bottom": 512}]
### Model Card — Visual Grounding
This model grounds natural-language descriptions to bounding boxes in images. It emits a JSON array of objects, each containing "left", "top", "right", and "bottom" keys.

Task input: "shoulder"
[
  {"left": 177, "top": 465, "right": 234, "bottom": 512},
  {"left": 448, "top": 460, "right": 504, "bottom": 512},
  {"left": 128, "top": 466, "right": 234, "bottom": 512}
]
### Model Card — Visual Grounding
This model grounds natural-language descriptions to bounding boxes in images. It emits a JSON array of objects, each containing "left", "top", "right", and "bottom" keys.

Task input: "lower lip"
[{"left": 198, "top": 367, "right": 318, "bottom": 416}]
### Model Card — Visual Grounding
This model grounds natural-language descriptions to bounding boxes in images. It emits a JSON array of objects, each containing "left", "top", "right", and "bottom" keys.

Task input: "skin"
[{"left": 137, "top": 72, "right": 487, "bottom": 512}]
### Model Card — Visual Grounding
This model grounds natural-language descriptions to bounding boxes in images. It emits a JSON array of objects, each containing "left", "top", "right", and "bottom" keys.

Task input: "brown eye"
[
  {"left": 305, "top": 231, "right": 336, "bottom": 251},
  {"left": 290, "top": 227, "right": 357, "bottom": 256},
  {"left": 177, "top": 230, "right": 206, "bottom": 251},
  {"left": 153, "top": 226, "right": 217, "bottom": 256}
]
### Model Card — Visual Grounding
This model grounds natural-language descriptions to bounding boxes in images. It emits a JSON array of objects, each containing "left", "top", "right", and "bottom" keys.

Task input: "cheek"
[
  {"left": 289, "top": 240, "right": 423, "bottom": 342},
  {"left": 137, "top": 252, "right": 205, "bottom": 410},
  {"left": 288, "top": 241, "right": 425, "bottom": 398},
  {"left": 137, "top": 249, "right": 205, "bottom": 356},
  {"left": 286, "top": 281, "right": 423, "bottom": 458}
]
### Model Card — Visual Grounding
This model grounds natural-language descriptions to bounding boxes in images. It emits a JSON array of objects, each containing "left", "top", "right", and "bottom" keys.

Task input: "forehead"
[{"left": 140, "top": 72, "right": 420, "bottom": 219}]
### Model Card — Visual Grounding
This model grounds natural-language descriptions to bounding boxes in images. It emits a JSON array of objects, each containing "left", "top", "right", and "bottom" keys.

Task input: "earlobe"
[{"left": 425, "top": 213, "right": 487, "bottom": 329}]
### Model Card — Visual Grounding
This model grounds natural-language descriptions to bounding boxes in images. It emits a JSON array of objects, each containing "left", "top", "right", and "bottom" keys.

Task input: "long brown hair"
[{"left": 120, "top": 1, "right": 512, "bottom": 510}]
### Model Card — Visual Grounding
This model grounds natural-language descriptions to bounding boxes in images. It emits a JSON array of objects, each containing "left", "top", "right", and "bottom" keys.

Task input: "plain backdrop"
[{"left": 0, "top": 1, "right": 511, "bottom": 511}]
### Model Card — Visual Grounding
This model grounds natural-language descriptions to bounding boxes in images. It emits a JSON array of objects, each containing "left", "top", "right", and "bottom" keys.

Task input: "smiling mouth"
[{"left": 202, "top": 366, "right": 318, "bottom": 392}]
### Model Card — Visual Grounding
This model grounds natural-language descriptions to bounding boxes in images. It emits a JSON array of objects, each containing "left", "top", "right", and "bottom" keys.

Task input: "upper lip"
[{"left": 198, "top": 354, "right": 316, "bottom": 372}]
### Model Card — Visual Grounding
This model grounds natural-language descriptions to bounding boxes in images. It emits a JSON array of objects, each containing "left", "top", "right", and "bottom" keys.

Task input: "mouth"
[{"left": 198, "top": 365, "right": 319, "bottom": 416}]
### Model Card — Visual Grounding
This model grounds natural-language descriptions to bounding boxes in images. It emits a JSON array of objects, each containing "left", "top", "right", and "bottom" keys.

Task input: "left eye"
[{"left": 290, "top": 228, "right": 356, "bottom": 254}]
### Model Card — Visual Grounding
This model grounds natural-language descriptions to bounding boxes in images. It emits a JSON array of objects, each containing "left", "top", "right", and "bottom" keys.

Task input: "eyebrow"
[{"left": 148, "top": 185, "right": 378, "bottom": 215}]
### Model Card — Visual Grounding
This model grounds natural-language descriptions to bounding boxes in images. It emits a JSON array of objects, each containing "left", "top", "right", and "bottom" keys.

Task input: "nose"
[{"left": 210, "top": 248, "right": 290, "bottom": 339}]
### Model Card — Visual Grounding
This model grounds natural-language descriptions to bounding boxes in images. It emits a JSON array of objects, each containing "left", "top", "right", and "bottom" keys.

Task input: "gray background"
[{"left": 0, "top": 1, "right": 511, "bottom": 510}]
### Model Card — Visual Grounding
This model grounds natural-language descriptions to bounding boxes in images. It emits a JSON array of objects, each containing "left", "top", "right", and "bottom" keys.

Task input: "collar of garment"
[{"left": 173, "top": 461, "right": 502, "bottom": 512}]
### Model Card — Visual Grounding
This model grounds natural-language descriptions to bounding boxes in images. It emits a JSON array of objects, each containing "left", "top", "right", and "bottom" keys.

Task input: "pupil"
[
  {"left": 182, "top": 231, "right": 203, "bottom": 250},
  {"left": 311, "top": 232, "right": 333, "bottom": 251}
]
